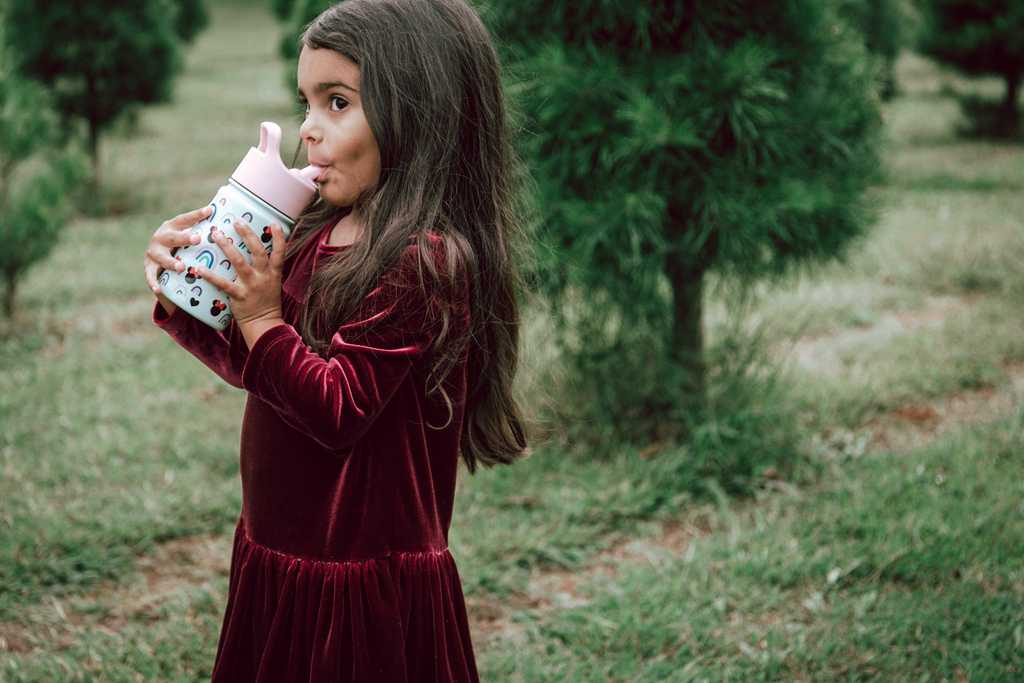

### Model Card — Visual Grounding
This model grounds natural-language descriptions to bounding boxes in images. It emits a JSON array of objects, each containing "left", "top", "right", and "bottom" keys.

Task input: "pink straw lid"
[{"left": 229, "top": 121, "right": 326, "bottom": 221}]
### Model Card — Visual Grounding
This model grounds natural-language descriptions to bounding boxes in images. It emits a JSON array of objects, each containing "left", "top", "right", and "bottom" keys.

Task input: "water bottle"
[{"left": 156, "top": 121, "right": 324, "bottom": 330}]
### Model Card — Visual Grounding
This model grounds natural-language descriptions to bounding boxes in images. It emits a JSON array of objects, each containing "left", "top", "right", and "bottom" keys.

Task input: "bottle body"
[{"left": 156, "top": 180, "right": 295, "bottom": 331}]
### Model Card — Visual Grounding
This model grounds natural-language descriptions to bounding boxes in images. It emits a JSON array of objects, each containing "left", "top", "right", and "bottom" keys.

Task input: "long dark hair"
[{"left": 283, "top": 0, "right": 531, "bottom": 473}]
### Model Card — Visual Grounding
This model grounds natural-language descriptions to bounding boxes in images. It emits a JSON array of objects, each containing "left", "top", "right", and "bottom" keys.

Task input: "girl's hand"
[
  {"left": 194, "top": 219, "right": 287, "bottom": 326},
  {"left": 144, "top": 205, "right": 210, "bottom": 294}
]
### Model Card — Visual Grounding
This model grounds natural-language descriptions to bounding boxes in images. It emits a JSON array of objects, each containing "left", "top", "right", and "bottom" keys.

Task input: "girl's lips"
[{"left": 305, "top": 162, "right": 329, "bottom": 179}]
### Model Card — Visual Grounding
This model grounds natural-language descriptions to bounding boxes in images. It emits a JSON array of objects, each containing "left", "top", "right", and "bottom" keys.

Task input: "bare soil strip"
[
  {"left": 784, "top": 294, "right": 977, "bottom": 375},
  {"left": 0, "top": 533, "right": 231, "bottom": 655}
]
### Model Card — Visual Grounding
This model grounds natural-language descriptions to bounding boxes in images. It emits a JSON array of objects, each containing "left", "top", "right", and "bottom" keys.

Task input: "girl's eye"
[{"left": 294, "top": 96, "right": 346, "bottom": 118}]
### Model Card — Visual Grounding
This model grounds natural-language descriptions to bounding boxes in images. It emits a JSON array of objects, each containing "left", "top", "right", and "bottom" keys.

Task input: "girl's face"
[{"left": 297, "top": 47, "right": 381, "bottom": 209}]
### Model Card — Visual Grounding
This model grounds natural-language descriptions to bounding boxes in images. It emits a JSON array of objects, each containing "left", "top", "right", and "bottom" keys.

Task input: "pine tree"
[
  {"left": 270, "top": 0, "right": 298, "bottom": 21},
  {"left": 4, "top": 0, "right": 184, "bottom": 188},
  {"left": 0, "top": 29, "right": 87, "bottom": 319},
  {"left": 841, "top": 0, "right": 913, "bottom": 99},
  {"left": 274, "top": 0, "right": 333, "bottom": 97},
  {"left": 918, "top": 0, "right": 1024, "bottom": 137},
  {"left": 174, "top": 0, "right": 211, "bottom": 45},
  {"left": 485, "top": 0, "right": 883, "bottom": 440}
]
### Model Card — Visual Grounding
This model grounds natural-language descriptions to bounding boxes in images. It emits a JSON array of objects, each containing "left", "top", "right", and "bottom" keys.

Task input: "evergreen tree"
[
  {"left": 0, "top": 32, "right": 87, "bottom": 319},
  {"left": 174, "top": 0, "right": 211, "bottom": 45},
  {"left": 841, "top": 0, "right": 913, "bottom": 99},
  {"left": 275, "top": 0, "right": 333, "bottom": 97},
  {"left": 270, "top": 0, "right": 298, "bottom": 21},
  {"left": 918, "top": 0, "right": 1024, "bottom": 137},
  {"left": 4, "top": 0, "right": 183, "bottom": 187},
  {"left": 486, "top": 0, "right": 883, "bottom": 440}
]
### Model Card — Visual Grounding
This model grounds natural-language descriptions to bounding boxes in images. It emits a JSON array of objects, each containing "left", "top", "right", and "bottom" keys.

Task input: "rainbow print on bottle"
[{"left": 157, "top": 121, "right": 324, "bottom": 331}]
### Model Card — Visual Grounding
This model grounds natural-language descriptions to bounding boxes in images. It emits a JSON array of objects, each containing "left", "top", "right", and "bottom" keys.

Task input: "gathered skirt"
[{"left": 210, "top": 519, "right": 480, "bottom": 682}]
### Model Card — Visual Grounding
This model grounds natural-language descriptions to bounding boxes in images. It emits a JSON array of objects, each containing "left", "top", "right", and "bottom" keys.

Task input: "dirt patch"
[
  {"left": 785, "top": 294, "right": 976, "bottom": 375},
  {"left": 0, "top": 532, "right": 232, "bottom": 654},
  {"left": 0, "top": 626, "right": 32, "bottom": 654},
  {"left": 100, "top": 533, "right": 232, "bottom": 628},
  {"left": 470, "top": 512, "right": 719, "bottom": 645},
  {"left": 868, "top": 361, "right": 1024, "bottom": 452}
]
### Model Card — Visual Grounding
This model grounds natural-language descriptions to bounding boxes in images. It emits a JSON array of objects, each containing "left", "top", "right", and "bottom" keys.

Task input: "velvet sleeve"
[
  {"left": 239, "top": 254, "right": 439, "bottom": 453},
  {"left": 152, "top": 299, "right": 248, "bottom": 389}
]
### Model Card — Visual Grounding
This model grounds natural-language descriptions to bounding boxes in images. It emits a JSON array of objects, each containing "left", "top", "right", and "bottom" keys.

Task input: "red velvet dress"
[{"left": 152, "top": 220, "right": 479, "bottom": 682}]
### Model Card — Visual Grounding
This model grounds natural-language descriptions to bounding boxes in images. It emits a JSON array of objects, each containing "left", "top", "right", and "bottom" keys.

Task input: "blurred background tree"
[
  {"left": 118, "top": 0, "right": 212, "bottom": 138},
  {"left": 483, "top": 0, "right": 883, "bottom": 444},
  {"left": 3, "top": 0, "right": 209, "bottom": 189},
  {"left": 0, "top": 24, "right": 88, "bottom": 320},
  {"left": 174, "top": 0, "right": 212, "bottom": 45},
  {"left": 270, "top": 0, "right": 332, "bottom": 97},
  {"left": 270, "top": 0, "right": 298, "bottom": 20},
  {"left": 917, "top": 0, "right": 1024, "bottom": 138},
  {"left": 840, "top": 0, "right": 916, "bottom": 100}
]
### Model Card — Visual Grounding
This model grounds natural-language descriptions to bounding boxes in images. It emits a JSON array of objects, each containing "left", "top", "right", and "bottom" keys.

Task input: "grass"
[
  {"left": 2, "top": 7, "right": 1024, "bottom": 683},
  {"left": 478, "top": 411, "right": 1024, "bottom": 681}
]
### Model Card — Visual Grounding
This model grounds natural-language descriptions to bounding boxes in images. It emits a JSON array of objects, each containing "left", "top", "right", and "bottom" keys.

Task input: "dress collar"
[{"left": 281, "top": 225, "right": 432, "bottom": 305}]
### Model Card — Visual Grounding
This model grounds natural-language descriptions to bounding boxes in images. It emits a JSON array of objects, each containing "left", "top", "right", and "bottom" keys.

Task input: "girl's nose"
[{"left": 299, "top": 117, "right": 322, "bottom": 145}]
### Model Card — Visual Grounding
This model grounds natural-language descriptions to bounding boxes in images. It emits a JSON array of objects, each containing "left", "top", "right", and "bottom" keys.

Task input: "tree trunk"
[
  {"left": 0, "top": 159, "right": 15, "bottom": 213},
  {"left": 2, "top": 271, "right": 16, "bottom": 320},
  {"left": 1003, "top": 71, "right": 1021, "bottom": 135},
  {"left": 880, "top": 57, "right": 897, "bottom": 101},
  {"left": 88, "top": 117, "right": 101, "bottom": 192},
  {"left": 665, "top": 252, "right": 706, "bottom": 417},
  {"left": 86, "top": 72, "right": 101, "bottom": 192}
]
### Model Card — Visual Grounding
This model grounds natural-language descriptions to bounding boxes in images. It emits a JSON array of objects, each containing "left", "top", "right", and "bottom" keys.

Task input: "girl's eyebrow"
[{"left": 297, "top": 81, "right": 359, "bottom": 97}]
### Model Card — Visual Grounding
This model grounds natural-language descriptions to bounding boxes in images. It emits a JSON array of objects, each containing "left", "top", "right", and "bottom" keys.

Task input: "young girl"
[{"left": 142, "top": 1, "right": 530, "bottom": 679}]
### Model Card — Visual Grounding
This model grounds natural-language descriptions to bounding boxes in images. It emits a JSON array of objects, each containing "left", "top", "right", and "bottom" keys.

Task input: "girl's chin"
[
  {"left": 316, "top": 183, "right": 339, "bottom": 204},
  {"left": 317, "top": 182, "right": 361, "bottom": 208}
]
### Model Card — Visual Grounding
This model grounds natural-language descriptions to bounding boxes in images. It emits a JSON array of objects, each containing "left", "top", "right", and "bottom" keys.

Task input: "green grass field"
[{"left": 1, "top": 2, "right": 1022, "bottom": 681}]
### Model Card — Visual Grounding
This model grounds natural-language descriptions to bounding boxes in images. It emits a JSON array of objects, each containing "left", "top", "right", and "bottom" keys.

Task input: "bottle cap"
[{"left": 229, "top": 121, "right": 325, "bottom": 220}]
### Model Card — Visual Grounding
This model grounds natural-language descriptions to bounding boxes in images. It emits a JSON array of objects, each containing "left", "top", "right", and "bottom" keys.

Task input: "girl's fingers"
[
  {"left": 145, "top": 261, "right": 177, "bottom": 292},
  {"left": 233, "top": 220, "right": 266, "bottom": 266},
  {"left": 211, "top": 228, "right": 237, "bottom": 264},
  {"left": 154, "top": 249, "right": 183, "bottom": 274},
  {"left": 212, "top": 226, "right": 252, "bottom": 274},
  {"left": 195, "top": 264, "right": 234, "bottom": 296},
  {"left": 269, "top": 225, "right": 284, "bottom": 269},
  {"left": 169, "top": 206, "right": 213, "bottom": 229},
  {"left": 178, "top": 231, "right": 202, "bottom": 248},
  {"left": 144, "top": 246, "right": 184, "bottom": 275},
  {"left": 160, "top": 230, "right": 200, "bottom": 248}
]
